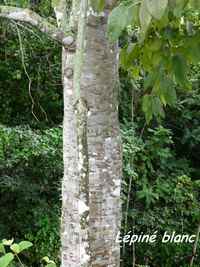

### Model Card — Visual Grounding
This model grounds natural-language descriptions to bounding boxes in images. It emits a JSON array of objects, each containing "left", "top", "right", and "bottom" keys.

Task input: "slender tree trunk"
[
  {"left": 62, "top": 48, "right": 80, "bottom": 266},
  {"left": 62, "top": 2, "right": 122, "bottom": 266},
  {"left": 61, "top": 1, "right": 91, "bottom": 266}
]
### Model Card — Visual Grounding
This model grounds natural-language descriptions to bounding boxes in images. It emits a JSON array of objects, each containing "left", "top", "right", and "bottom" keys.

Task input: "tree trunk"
[
  {"left": 83, "top": 12, "right": 122, "bottom": 267},
  {"left": 61, "top": 3, "right": 122, "bottom": 267},
  {"left": 62, "top": 48, "right": 81, "bottom": 266}
]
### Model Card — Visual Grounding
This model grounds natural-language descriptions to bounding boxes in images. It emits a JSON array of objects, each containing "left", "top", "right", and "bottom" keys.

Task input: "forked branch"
[{"left": 0, "top": 5, "right": 66, "bottom": 44}]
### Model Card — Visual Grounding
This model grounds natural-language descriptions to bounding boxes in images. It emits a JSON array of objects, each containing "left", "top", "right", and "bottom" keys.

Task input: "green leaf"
[
  {"left": 90, "top": 0, "right": 105, "bottom": 12},
  {"left": 98, "top": 0, "right": 105, "bottom": 11},
  {"left": 0, "top": 253, "right": 14, "bottom": 267},
  {"left": 160, "top": 79, "right": 177, "bottom": 106},
  {"left": 130, "top": 67, "right": 140, "bottom": 79},
  {"left": 146, "top": 0, "right": 168, "bottom": 20},
  {"left": 46, "top": 264, "right": 56, "bottom": 267},
  {"left": 144, "top": 72, "right": 158, "bottom": 89},
  {"left": 189, "top": 0, "right": 200, "bottom": 9},
  {"left": 51, "top": 0, "right": 59, "bottom": 8},
  {"left": 184, "top": 37, "right": 200, "bottom": 64},
  {"left": 10, "top": 244, "right": 20, "bottom": 254},
  {"left": 107, "top": 4, "right": 127, "bottom": 41},
  {"left": 172, "top": 54, "right": 190, "bottom": 89},
  {"left": 189, "top": 46, "right": 200, "bottom": 64},
  {"left": 152, "top": 52, "right": 162, "bottom": 67},
  {"left": 42, "top": 256, "right": 50, "bottom": 263},
  {"left": 169, "top": 0, "right": 188, "bottom": 9},
  {"left": 42, "top": 256, "right": 55, "bottom": 265},
  {"left": 148, "top": 39, "right": 162, "bottom": 52},
  {"left": 152, "top": 97, "right": 165, "bottom": 118},
  {"left": 0, "top": 244, "right": 5, "bottom": 255},
  {"left": 18, "top": 241, "right": 33, "bottom": 252},
  {"left": 2, "top": 239, "right": 14, "bottom": 246},
  {"left": 142, "top": 95, "right": 153, "bottom": 123},
  {"left": 108, "top": 3, "right": 137, "bottom": 42},
  {"left": 171, "top": 0, "right": 188, "bottom": 17},
  {"left": 139, "top": 0, "right": 152, "bottom": 40},
  {"left": 120, "top": 44, "right": 140, "bottom": 69}
]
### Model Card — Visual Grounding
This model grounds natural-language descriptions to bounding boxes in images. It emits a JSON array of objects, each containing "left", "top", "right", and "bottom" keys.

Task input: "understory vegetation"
[{"left": 0, "top": 1, "right": 199, "bottom": 267}]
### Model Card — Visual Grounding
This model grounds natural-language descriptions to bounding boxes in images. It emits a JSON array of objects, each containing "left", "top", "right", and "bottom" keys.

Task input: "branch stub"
[{"left": 62, "top": 35, "right": 74, "bottom": 47}]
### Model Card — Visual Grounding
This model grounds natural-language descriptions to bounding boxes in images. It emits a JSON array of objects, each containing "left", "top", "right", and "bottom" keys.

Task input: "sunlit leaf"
[
  {"left": 2, "top": 239, "right": 14, "bottom": 246},
  {"left": 139, "top": 0, "right": 152, "bottom": 40},
  {"left": 0, "top": 253, "right": 14, "bottom": 267},
  {"left": 146, "top": 0, "right": 168, "bottom": 20},
  {"left": 142, "top": 95, "right": 153, "bottom": 123},
  {"left": 18, "top": 241, "right": 33, "bottom": 252},
  {"left": 90, "top": 0, "right": 105, "bottom": 12},
  {"left": 108, "top": 3, "right": 137, "bottom": 41},
  {"left": 46, "top": 264, "right": 56, "bottom": 267},
  {"left": 10, "top": 244, "right": 20, "bottom": 254}
]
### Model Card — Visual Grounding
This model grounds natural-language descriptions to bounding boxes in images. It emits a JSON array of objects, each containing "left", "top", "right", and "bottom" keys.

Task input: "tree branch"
[{"left": 0, "top": 5, "right": 66, "bottom": 44}]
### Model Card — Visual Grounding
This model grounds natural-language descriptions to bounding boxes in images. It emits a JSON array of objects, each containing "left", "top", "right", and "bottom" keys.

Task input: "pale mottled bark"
[
  {"left": 74, "top": 0, "right": 88, "bottom": 100},
  {"left": 62, "top": 48, "right": 81, "bottom": 266},
  {"left": 53, "top": 0, "right": 68, "bottom": 30},
  {"left": 74, "top": 0, "right": 91, "bottom": 266},
  {"left": 70, "top": 0, "right": 80, "bottom": 29},
  {"left": 60, "top": 0, "right": 87, "bottom": 265},
  {"left": 0, "top": 5, "right": 65, "bottom": 43},
  {"left": 81, "top": 5, "right": 122, "bottom": 266}
]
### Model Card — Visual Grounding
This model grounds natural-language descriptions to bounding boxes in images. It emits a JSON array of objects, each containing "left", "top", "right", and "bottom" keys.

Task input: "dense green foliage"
[
  {"left": 0, "top": 239, "right": 56, "bottom": 267},
  {"left": 0, "top": 125, "right": 62, "bottom": 264},
  {"left": 120, "top": 65, "right": 200, "bottom": 267},
  {"left": 109, "top": 0, "right": 200, "bottom": 123},
  {"left": 121, "top": 118, "right": 200, "bottom": 266},
  {"left": 0, "top": 15, "right": 62, "bottom": 127},
  {"left": 0, "top": 0, "right": 199, "bottom": 267},
  {"left": 0, "top": 16, "right": 62, "bottom": 266}
]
